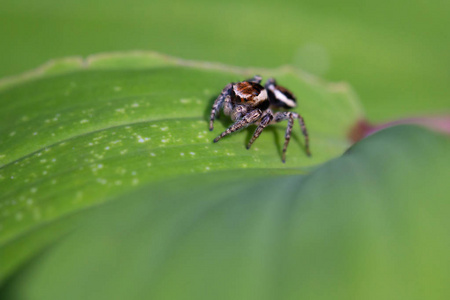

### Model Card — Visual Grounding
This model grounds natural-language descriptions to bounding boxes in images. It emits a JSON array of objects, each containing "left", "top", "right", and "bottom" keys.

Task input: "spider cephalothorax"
[{"left": 209, "top": 76, "right": 310, "bottom": 162}]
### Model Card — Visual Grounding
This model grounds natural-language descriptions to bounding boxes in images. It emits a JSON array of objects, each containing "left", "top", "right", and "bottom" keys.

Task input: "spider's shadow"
[{"left": 204, "top": 95, "right": 306, "bottom": 160}]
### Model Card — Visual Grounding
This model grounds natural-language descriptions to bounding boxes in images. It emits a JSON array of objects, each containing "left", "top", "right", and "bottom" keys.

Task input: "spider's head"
[{"left": 265, "top": 78, "right": 297, "bottom": 109}]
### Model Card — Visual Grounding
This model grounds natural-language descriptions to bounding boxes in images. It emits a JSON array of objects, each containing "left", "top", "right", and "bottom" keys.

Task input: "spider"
[{"left": 209, "top": 75, "right": 310, "bottom": 162}]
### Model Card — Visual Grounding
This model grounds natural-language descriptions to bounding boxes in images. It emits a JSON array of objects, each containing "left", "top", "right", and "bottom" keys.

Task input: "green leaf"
[
  {"left": 0, "top": 52, "right": 362, "bottom": 281},
  {"left": 2, "top": 126, "right": 449, "bottom": 300}
]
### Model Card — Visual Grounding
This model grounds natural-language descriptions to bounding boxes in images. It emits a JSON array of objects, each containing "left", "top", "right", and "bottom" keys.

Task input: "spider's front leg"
[
  {"left": 246, "top": 110, "right": 274, "bottom": 149},
  {"left": 273, "top": 111, "right": 311, "bottom": 162},
  {"left": 213, "top": 109, "right": 262, "bottom": 143},
  {"left": 210, "top": 83, "right": 233, "bottom": 131}
]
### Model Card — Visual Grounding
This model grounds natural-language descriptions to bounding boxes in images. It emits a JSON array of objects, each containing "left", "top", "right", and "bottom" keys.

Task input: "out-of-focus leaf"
[
  {"left": 0, "top": 52, "right": 362, "bottom": 281},
  {"left": 2, "top": 126, "right": 449, "bottom": 300},
  {"left": 1, "top": 0, "right": 449, "bottom": 121}
]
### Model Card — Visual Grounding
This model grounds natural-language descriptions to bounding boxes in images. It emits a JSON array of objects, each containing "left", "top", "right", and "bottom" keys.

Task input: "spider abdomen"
[{"left": 265, "top": 79, "right": 297, "bottom": 109}]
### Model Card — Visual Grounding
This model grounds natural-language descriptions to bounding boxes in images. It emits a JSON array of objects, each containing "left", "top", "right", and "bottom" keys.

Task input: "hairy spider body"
[{"left": 209, "top": 76, "right": 310, "bottom": 162}]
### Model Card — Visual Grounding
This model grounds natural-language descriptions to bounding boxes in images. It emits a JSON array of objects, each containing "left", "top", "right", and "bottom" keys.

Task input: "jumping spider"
[{"left": 209, "top": 75, "right": 310, "bottom": 162}]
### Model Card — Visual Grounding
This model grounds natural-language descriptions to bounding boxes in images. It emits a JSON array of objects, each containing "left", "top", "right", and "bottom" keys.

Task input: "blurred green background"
[
  {"left": 1, "top": 0, "right": 449, "bottom": 121},
  {"left": 1, "top": 1, "right": 450, "bottom": 298}
]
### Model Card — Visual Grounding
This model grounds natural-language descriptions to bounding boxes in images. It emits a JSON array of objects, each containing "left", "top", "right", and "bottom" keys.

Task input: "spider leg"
[
  {"left": 223, "top": 95, "right": 233, "bottom": 116},
  {"left": 210, "top": 83, "right": 233, "bottom": 131},
  {"left": 214, "top": 109, "right": 262, "bottom": 143},
  {"left": 246, "top": 110, "right": 273, "bottom": 149},
  {"left": 246, "top": 75, "right": 262, "bottom": 84},
  {"left": 273, "top": 112, "right": 293, "bottom": 162},
  {"left": 294, "top": 112, "right": 311, "bottom": 157},
  {"left": 273, "top": 111, "right": 311, "bottom": 162},
  {"left": 231, "top": 105, "right": 248, "bottom": 121}
]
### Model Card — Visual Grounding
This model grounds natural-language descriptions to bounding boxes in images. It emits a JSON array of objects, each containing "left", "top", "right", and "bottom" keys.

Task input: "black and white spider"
[{"left": 209, "top": 75, "right": 310, "bottom": 162}]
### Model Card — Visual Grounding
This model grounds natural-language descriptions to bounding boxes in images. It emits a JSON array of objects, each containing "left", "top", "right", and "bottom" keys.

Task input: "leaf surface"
[
  {"left": 0, "top": 52, "right": 362, "bottom": 280},
  {"left": 2, "top": 126, "right": 449, "bottom": 300}
]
